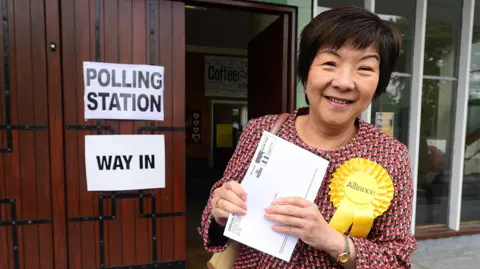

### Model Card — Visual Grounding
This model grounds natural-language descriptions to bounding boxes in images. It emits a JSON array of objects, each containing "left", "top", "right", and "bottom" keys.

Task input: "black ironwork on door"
[
  {"left": 68, "top": 192, "right": 184, "bottom": 269},
  {"left": 0, "top": 0, "right": 47, "bottom": 154},
  {"left": 64, "top": 1, "right": 185, "bottom": 268},
  {"left": 0, "top": 1, "right": 52, "bottom": 269},
  {"left": 0, "top": 199, "right": 51, "bottom": 269}
]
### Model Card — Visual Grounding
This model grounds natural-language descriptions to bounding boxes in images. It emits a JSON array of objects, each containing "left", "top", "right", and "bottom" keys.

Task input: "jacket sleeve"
[
  {"left": 197, "top": 118, "right": 263, "bottom": 252},
  {"left": 349, "top": 145, "right": 418, "bottom": 268}
]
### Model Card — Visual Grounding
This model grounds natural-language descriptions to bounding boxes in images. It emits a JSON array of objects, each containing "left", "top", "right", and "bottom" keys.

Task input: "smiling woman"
[
  {"left": 198, "top": 5, "right": 417, "bottom": 269},
  {"left": 299, "top": 46, "right": 381, "bottom": 132}
]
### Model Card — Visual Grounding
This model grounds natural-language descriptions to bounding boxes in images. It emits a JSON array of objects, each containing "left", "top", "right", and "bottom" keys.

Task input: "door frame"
[
  {"left": 209, "top": 100, "right": 248, "bottom": 167},
  {"left": 185, "top": 0, "right": 298, "bottom": 112}
]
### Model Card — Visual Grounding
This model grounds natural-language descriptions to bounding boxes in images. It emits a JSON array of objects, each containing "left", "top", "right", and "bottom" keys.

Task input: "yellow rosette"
[{"left": 328, "top": 158, "right": 394, "bottom": 238}]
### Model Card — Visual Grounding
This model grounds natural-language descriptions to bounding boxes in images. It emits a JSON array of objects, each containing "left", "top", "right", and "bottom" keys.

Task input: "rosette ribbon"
[{"left": 328, "top": 158, "right": 394, "bottom": 238}]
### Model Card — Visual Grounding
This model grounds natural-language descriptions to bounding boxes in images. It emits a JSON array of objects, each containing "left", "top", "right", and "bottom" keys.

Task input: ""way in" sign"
[{"left": 84, "top": 134, "right": 165, "bottom": 191}]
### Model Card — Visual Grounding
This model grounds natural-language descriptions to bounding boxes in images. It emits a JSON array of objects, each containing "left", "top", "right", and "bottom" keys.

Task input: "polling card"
[{"left": 223, "top": 130, "right": 329, "bottom": 262}]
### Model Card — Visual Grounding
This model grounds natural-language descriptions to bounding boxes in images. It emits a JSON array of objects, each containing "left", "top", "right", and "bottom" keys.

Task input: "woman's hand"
[
  {"left": 264, "top": 196, "right": 339, "bottom": 251},
  {"left": 211, "top": 181, "right": 247, "bottom": 226}
]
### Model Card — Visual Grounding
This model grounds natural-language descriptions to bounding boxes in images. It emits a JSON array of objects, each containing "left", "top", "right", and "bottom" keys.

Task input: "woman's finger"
[
  {"left": 264, "top": 212, "right": 305, "bottom": 228},
  {"left": 218, "top": 198, "right": 247, "bottom": 216},
  {"left": 212, "top": 206, "right": 230, "bottom": 220},
  {"left": 265, "top": 204, "right": 307, "bottom": 218},
  {"left": 213, "top": 184, "right": 246, "bottom": 210},
  {"left": 271, "top": 224, "right": 305, "bottom": 238},
  {"left": 272, "top": 196, "right": 310, "bottom": 207},
  {"left": 223, "top": 189, "right": 247, "bottom": 210},
  {"left": 224, "top": 181, "right": 247, "bottom": 201}
]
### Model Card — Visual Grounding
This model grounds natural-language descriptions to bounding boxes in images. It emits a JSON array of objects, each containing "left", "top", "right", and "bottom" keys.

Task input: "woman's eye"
[
  {"left": 323, "top": 61, "right": 336, "bottom": 67},
  {"left": 359, "top": 66, "right": 374, "bottom": 71}
]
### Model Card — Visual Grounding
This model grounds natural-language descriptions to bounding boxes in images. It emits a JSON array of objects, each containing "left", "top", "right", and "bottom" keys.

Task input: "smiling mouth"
[{"left": 325, "top": 96, "right": 354, "bottom": 105}]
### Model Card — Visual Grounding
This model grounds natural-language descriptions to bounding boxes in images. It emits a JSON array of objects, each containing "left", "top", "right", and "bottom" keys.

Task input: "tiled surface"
[
  {"left": 187, "top": 226, "right": 480, "bottom": 269},
  {"left": 187, "top": 222, "right": 480, "bottom": 269},
  {"left": 411, "top": 235, "right": 480, "bottom": 269}
]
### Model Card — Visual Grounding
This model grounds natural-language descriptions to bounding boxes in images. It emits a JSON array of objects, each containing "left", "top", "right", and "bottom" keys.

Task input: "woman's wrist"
[
  {"left": 323, "top": 229, "right": 346, "bottom": 258},
  {"left": 319, "top": 229, "right": 356, "bottom": 269}
]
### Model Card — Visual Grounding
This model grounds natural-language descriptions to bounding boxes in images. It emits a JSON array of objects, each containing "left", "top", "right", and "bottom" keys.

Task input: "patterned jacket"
[{"left": 198, "top": 107, "right": 418, "bottom": 268}]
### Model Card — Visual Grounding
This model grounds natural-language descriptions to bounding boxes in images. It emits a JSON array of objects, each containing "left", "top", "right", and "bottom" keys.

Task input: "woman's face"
[{"left": 305, "top": 45, "right": 380, "bottom": 127}]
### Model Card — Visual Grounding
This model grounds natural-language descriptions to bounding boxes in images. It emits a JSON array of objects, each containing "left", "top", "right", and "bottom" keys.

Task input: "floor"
[
  {"left": 411, "top": 234, "right": 480, "bottom": 269},
  {"left": 186, "top": 171, "right": 217, "bottom": 269},
  {"left": 187, "top": 238, "right": 210, "bottom": 269},
  {"left": 186, "top": 233, "right": 480, "bottom": 269}
]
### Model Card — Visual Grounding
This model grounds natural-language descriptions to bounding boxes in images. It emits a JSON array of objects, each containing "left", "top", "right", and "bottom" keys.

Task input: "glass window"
[
  {"left": 371, "top": 76, "right": 411, "bottom": 145},
  {"left": 423, "top": 0, "right": 462, "bottom": 78},
  {"left": 375, "top": 0, "right": 416, "bottom": 73},
  {"left": 416, "top": 79, "right": 456, "bottom": 226},
  {"left": 371, "top": 0, "right": 415, "bottom": 144},
  {"left": 461, "top": 3, "right": 480, "bottom": 224}
]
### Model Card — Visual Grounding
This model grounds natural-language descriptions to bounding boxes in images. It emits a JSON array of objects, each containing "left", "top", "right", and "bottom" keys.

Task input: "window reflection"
[
  {"left": 375, "top": 0, "right": 415, "bottom": 73},
  {"left": 423, "top": 0, "right": 462, "bottom": 77},
  {"left": 416, "top": 79, "right": 456, "bottom": 226},
  {"left": 371, "top": 76, "right": 411, "bottom": 145},
  {"left": 461, "top": 3, "right": 480, "bottom": 224}
]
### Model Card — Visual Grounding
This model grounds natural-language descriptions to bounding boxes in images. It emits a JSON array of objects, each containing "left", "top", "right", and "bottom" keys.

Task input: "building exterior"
[
  {"left": 0, "top": 0, "right": 303, "bottom": 268},
  {"left": 314, "top": 0, "right": 480, "bottom": 238},
  {"left": 0, "top": 0, "right": 477, "bottom": 268}
]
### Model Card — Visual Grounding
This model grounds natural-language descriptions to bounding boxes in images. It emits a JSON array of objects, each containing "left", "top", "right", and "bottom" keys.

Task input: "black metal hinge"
[{"left": 0, "top": 198, "right": 52, "bottom": 269}]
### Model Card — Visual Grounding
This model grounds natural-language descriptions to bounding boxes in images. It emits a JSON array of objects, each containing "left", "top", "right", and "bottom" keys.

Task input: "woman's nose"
[{"left": 331, "top": 69, "right": 354, "bottom": 91}]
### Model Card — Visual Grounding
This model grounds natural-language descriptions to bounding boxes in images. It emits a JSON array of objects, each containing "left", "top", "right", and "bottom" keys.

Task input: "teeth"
[{"left": 327, "top": 97, "right": 349, "bottom": 105}]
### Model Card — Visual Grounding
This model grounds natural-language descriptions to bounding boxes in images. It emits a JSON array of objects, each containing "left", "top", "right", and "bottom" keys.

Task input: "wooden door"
[
  {"left": 247, "top": 15, "right": 290, "bottom": 119},
  {"left": 60, "top": 0, "right": 186, "bottom": 268},
  {"left": 0, "top": 0, "right": 62, "bottom": 268}
]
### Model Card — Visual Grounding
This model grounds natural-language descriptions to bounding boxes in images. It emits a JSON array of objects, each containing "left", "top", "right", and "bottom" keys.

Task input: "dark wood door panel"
[
  {"left": 0, "top": 0, "right": 186, "bottom": 268},
  {"left": 60, "top": 0, "right": 185, "bottom": 268},
  {"left": 0, "top": 0, "right": 54, "bottom": 269},
  {"left": 248, "top": 15, "right": 289, "bottom": 119}
]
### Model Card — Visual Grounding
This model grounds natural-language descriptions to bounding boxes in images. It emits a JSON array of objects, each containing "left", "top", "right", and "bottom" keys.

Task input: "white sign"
[
  {"left": 84, "top": 134, "right": 165, "bottom": 191},
  {"left": 204, "top": 56, "right": 247, "bottom": 98},
  {"left": 223, "top": 131, "right": 328, "bottom": 262},
  {"left": 83, "top": 61, "right": 164, "bottom": 121}
]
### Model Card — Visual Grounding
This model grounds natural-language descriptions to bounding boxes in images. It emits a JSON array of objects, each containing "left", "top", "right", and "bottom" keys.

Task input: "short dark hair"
[{"left": 297, "top": 5, "right": 402, "bottom": 103}]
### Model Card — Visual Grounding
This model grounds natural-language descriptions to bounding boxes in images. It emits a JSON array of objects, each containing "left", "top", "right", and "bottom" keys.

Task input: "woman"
[{"left": 199, "top": 5, "right": 417, "bottom": 268}]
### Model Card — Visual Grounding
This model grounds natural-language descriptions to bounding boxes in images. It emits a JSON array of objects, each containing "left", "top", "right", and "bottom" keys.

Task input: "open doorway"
[{"left": 184, "top": 1, "right": 296, "bottom": 268}]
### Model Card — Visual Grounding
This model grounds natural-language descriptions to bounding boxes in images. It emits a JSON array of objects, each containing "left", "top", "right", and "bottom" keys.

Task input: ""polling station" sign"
[
  {"left": 84, "top": 134, "right": 165, "bottom": 191},
  {"left": 83, "top": 61, "right": 164, "bottom": 121}
]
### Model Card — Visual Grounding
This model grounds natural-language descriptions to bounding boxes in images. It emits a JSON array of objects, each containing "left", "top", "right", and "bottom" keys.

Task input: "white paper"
[
  {"left": 83, "top": 61, "right": 164, "bottom": 121},
  {"left": 84, "top": 134, "right": 165, "bottom": 191},
  {"left": 223, "top": 131, "right": 329, "bottom": 262}
]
